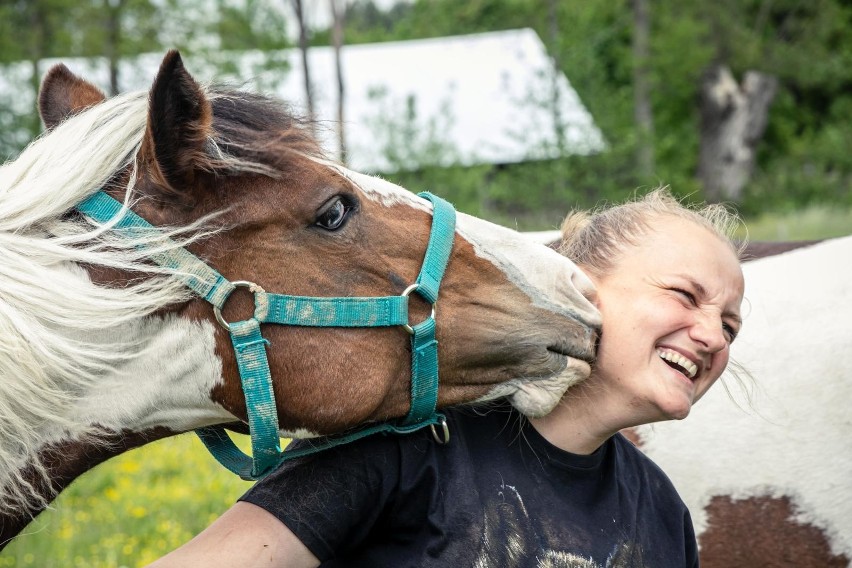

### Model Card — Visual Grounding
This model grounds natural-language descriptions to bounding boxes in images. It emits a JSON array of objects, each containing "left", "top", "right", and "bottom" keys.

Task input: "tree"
[
  {"left": 291, "top": 0, "right": 315, "bottom": 128},
  {"left": 631, "top": 0, "right": 655, "bottom": 180},
  {"left": 330, "top": 0, "right": 347, "bottom": 162},
  {"left": 698, "top": 65, "right": 777, "bottom": 202}
]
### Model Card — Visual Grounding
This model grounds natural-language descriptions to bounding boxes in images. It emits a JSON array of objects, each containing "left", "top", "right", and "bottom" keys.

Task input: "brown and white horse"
[
  {"left": 631, "top": 237, "right": 852, "bottom": 567},
  {"left": 0, "top": 51, "right": 600, "bottom": 547}
]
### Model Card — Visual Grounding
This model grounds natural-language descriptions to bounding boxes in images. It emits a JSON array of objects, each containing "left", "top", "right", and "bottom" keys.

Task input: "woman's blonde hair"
[{"left": 558, "top": 187, "right": 746, "bottom": 278}]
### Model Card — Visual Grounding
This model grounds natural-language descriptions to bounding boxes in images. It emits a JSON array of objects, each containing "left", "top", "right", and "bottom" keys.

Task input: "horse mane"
[{"left": 0, "top": 83, "right": 321, "bottom": 512}]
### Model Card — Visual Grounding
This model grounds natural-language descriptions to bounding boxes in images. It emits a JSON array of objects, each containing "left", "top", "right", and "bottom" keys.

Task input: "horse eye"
[{"left": 315, "top": 197, "right": 352, "bottom": 231}]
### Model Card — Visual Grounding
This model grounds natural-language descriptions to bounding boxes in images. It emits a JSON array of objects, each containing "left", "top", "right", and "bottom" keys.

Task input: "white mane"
[{"left": 0, "top": 91, "right": 201, "bottom": 512}]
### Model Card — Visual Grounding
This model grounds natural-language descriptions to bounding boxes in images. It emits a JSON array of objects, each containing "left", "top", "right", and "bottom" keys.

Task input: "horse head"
[{"left": 0, "top": 50, "right": 599, "bottom": 542}]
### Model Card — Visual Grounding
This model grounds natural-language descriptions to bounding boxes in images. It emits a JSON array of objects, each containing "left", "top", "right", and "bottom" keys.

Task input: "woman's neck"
[{"left": 528, "top": 378, "right": 635, "bottom": 455}]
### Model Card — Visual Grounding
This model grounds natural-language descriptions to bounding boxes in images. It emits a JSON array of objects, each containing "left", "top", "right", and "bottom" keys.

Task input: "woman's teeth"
[{"left": 656, "top": 348, "right": 697, "bottom": 379}]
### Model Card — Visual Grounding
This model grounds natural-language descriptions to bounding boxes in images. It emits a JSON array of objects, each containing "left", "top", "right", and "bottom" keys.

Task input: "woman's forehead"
[{"left": 616, "top": 218, "right": 743, "bottom": 290}]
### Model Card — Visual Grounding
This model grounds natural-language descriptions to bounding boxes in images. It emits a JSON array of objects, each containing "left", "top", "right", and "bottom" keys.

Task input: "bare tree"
[
  {"left": 104, "top": 0, "right": 124, "bottom": 96},
  {"left": 698, "top": 65, "right": 777, "bottom": 202},
  {"left": 291, "top": 0, "right": 315, "bottom": 130},
  {"left": 631, "top": 0, "right": 655, "bottom": 180},
  {"left": 546, "top": 0, "right": 564, "bottom": 153},
  {"left": 330, "top": 0, "right": 346, "bottom": 163}
]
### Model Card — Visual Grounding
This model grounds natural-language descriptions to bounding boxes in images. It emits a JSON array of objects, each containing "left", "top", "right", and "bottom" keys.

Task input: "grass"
[
  {"left": 740, "top": 205, "right": 852, "bottom": 241},
  {"left": 2, "top": 205, "right": 849, "bottom": 567},
  {"left": 1, "top": 434, "right": 255, "bottom": 567}
]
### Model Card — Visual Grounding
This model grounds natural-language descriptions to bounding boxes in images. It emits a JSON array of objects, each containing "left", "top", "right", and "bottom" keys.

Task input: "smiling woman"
[
  {"left": 537, "top": 198, "right": 745, "bottom": 449},
  {"left": 149, "top": 188, "right": 746, "bottom": 568}
]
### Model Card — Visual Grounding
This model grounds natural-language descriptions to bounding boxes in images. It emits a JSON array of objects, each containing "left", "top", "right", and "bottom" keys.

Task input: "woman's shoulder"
[{"left": 612, "top": 432, "right": 688, "bottom": 505}]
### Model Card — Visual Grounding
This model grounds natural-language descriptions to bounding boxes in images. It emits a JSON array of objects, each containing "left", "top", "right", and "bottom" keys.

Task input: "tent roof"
[{"left": 5, "top": 28, "right": 605, "bottom": 173}]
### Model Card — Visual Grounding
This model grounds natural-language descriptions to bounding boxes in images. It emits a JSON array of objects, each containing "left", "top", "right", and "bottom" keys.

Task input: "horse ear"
[
  {"left": 38, "top": 64, "right": 107, "bottom": 130},
  {"left": 139, "top": 50, "right": 213, "bottom": 195}
]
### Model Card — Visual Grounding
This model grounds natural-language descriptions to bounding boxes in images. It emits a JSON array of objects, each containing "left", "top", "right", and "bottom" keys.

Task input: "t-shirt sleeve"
[{"left": 238, "top": 435, "right": 402, "bottom": 562}]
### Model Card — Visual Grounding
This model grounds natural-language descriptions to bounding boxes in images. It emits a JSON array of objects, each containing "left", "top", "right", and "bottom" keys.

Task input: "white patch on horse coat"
[
  {"left": 635, "top": 236, "right": 852, "bottom": 560},
  {"left": 69, "top": 314, "right": 231, "bottom": 434},
  {"left": 340, "top": 167, "right": 600, "bottom": 415}
]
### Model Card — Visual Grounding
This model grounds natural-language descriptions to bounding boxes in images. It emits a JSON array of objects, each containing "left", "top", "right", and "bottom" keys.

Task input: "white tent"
[{"left": 3, "top": 28, "right": 605, "bottom": 173}]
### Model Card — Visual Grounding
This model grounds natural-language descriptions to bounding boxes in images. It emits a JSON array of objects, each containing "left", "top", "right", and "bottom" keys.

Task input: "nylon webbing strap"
[
  {"left": 406, "top": 318, "right": 439, "bottom": 425},
  {"left": 401, "top": 192, "right": 455, "bottom": 426},
  {"left": 195, "top": 318, "right": 283, "bottom": 480},
  {"left": 76, "top": 191, "right": 234, "bottom": 308},
  {"left": 256, "top": 293, "right": 409, "bottom": 327},
  {"left": 228, "top": 319, "right": 281, "bottom": 476},
  {"left": 413, "top": 192, "right": 455, "bottom": 304}
]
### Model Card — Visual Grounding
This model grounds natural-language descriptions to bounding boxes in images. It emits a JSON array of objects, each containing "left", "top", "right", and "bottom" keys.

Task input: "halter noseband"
[{"left": 77, "top": 190, "right": 456, "bottom": 480}]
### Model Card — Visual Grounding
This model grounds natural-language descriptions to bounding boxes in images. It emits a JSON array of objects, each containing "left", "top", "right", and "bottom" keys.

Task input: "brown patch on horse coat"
[{"left": 699, "top": 495, "right": 849, "bottom": 567}]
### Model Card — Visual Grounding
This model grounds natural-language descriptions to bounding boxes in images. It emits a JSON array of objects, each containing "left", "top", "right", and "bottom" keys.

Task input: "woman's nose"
[{"left": 690, "top": 314, "right": 728, "bottom": 353}]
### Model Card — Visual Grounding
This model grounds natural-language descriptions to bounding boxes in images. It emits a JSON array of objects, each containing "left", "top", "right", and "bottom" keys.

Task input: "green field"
[
  {"left": 739, "top": 205, "right": 852, "bottom": 241},
  {"left": 1, "top": 434, "right": 255, "bottom": 567},
  {"left": 2, "top": 206, "right": 850, "bottom": 567}
]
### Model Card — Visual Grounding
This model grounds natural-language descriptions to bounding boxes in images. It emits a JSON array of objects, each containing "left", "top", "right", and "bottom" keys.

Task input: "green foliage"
[
  {"left": 310, "top": 0, "right": 852, "bottom": 224},
  {"left": 1, "top": 0, "right": 850, "bottom": 225}
]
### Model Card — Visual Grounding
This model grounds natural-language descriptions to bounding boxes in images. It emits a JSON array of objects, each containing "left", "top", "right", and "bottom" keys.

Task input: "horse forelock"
[{"left": 206, "top": 88, "right": 326, "bottom": 176}]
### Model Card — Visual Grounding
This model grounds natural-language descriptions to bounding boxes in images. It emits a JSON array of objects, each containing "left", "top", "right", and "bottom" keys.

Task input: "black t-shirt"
[{"left": 240, "top": 403, "right": 699, "bottom": 567}]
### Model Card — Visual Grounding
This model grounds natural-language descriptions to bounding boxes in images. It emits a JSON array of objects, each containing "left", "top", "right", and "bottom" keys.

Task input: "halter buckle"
[
  {"left": 214, "top": 281, "right": 266, "bottom": 331},
  {"left": 400, "top": 283, "right": 437, "bottom": 335}
]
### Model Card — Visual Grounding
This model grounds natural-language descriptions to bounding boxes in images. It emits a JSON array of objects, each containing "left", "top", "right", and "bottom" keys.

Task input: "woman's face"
[{"left": 589, "top": 216, "right": 744, "bottom": 423}]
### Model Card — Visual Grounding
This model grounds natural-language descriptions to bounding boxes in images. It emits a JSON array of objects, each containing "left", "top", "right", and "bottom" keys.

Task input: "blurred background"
[{"left": 1, "top": 0, "right": 850, "bottom": 565}]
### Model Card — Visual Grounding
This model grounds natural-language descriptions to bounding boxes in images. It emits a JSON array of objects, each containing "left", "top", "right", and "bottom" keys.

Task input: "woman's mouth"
[{"left": 656, "top": 348, "right": 697, "bottom": 379}]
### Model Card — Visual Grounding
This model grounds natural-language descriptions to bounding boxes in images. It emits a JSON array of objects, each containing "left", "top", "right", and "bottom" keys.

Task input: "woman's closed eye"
[
  {"left": 722, "top": 322, "right": 739, "bottom": 343},
  {"left": 672, "top": 287, "right": 697, "bottom": 305}
]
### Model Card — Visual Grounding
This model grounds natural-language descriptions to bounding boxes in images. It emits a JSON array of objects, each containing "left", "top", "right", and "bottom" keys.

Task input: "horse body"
[
  {"left": 633, "top": 236, "right": 852, "bottom": 566},
  {"left": 0, "top": 52, "right": 600, "bottom": 546}
]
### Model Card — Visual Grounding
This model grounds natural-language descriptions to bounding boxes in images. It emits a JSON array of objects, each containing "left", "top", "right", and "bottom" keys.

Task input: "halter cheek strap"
[{"left": 77, "top": 190, "right": 455, "bottom": 480}]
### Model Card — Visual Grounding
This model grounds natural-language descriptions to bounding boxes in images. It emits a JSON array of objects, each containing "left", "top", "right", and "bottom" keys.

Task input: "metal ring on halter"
[
  {"left": 430, "top": 415, "right": 450, "bottom": 444},
  {"left": 214, "top": 281, "right": 266, "bottom": 331},
  {"left": 400, "top": 283, "right": 437, "bottom": 335}
]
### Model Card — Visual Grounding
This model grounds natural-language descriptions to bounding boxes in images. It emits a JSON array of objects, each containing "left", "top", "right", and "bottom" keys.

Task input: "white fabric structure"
[{"left": 2, "top": 29, "right": 604, "bottom": 173}]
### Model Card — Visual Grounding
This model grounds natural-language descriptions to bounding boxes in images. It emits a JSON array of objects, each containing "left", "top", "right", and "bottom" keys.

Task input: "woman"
[{"left": 150, "top": 189, "right": 745, "bottom": 568}]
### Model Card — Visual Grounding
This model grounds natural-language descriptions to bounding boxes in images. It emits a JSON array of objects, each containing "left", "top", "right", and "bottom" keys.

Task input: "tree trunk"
[
  {"left": 631, "top": 0, "right": 655, "bottom": 180},
  {"left": 698, "top": 64, "right": 778, "bottom": 202},
  {"left": 546, "top": 0, "right": 564, "bottom": 153},
  {"left": 28, "top": 2, "right": 46, "bottom": 136},
  {"left": 330, "top": 0, "right": 346, "bottom": 163},
  {"left": 104, "top": 0, "right": 123, "bottom": 96},
  {"left": 291, "top": 0, "right": 315, "bottom": 130},
  {"left": 545, "top": 0, "right": 566, "bottom": 209}
]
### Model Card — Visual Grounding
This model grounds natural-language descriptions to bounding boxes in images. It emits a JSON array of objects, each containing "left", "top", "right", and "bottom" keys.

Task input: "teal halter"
[{"left": 77, "top": 190, "right": 456, "bottom": 480}]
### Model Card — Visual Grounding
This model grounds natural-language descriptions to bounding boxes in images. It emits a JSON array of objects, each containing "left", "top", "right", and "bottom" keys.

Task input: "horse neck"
[{"left": 0, "top": 311, "right": 233, "bottom": 547}]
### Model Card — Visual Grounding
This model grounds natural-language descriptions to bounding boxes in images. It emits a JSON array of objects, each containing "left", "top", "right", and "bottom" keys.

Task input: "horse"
[
  {"left": 628, "top": 236, "right": 852, "bottom": 566},
  {"left": 0, "top": 50, "right": 600, "bottom": 547}
]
